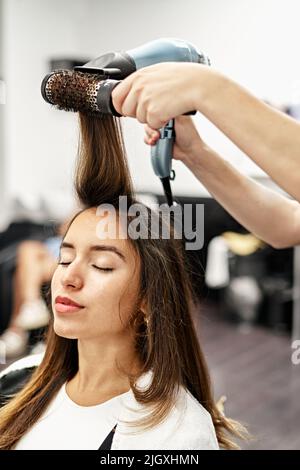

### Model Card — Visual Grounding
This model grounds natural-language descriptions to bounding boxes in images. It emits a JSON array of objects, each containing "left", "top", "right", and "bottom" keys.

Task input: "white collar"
[{"left": 112, "top": 371, "right": 219, "bottom": 450}]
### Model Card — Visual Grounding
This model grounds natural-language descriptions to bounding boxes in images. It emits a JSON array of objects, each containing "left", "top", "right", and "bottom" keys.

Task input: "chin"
[{"left": 53, "top": 318, "right": 85, "bottom": 339}]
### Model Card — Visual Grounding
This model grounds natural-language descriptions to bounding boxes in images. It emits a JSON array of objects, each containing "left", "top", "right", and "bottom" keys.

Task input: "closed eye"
[
  {"left": 58, "top": 262, "right": 113, "bottom": 272},
  {"left": 92, "top": 265, "right": 114, "bottom": 272}
]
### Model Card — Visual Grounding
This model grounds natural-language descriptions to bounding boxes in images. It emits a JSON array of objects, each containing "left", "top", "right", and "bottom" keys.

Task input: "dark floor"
[{"left": 197, "top": 302, "right": 300, "bottom": 450}]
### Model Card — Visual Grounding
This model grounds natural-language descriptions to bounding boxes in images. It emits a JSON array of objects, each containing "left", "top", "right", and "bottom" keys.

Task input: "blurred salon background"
[{"left": 0, "top": 0, "right": 300, "bottom": 449}]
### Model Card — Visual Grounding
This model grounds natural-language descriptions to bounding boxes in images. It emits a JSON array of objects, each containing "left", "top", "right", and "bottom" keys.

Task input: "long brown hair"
[{"left": 0, "top": 113, "right": 246, "bottom": 449}]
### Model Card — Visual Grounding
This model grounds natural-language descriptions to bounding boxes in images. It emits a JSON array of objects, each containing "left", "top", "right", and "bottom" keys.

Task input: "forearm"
[
  {"left": 184, "top": 146, "right": 300, "bottom": 248},
  {"left": 195, "top": 67, "right": 300, "bottom": 202}
]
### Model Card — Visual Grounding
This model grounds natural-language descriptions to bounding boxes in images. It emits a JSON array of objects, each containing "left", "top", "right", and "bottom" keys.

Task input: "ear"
[{"left": 139, "top": 298, "right": 148, "bottom": 316}]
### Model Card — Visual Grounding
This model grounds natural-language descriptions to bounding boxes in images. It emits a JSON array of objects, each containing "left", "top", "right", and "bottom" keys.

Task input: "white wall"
[
  {"left": 2, "top": 0, "right": 300, "bottom": 203},
  {"left": 0, "top": 0, "right": 5, "bottom": 203}
]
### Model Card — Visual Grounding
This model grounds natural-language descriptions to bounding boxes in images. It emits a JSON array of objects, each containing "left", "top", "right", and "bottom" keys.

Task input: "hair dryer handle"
[
  {"left": 151, "top": 119, "right": 175, "bottom": 179},
  {"left": 150, "top": 109, "right": 196, "bottom": 179}
]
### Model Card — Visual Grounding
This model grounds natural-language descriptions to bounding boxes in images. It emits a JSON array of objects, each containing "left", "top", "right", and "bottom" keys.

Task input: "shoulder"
[
  {"left": 178, "top": 388, "right": 219, "bottom": 449},
  {"left": 113, "top": 383, "right": 219, "bottom": 450},
  {"left": 181, "top": 388, "right": 219, "bottom": 450},
  {"left": 0, "top": 353, "right": 44, "bottom": 406}
]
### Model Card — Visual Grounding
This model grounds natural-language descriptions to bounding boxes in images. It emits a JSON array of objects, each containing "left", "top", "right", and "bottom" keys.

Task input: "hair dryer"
[{"left": 41, "top": 38, "right": 210, "bottom": 205}]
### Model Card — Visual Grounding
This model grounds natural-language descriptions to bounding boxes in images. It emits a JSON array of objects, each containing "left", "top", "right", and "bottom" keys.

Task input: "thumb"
[{"left": 111, "top": 73, "right": 135, "bottom": 115}]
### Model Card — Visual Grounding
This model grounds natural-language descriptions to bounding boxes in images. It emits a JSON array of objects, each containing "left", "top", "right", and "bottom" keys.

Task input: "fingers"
[
  {"left": 144, "top": 125, "right": 160, "bottom": 145},
  {"left": 144, "top": 125, "right": 160, "bottom": 139},
  {"left": 111, "top": 71, "right": 170, "bottom": 127},
  {"left": 112, "top": 71, "right": 147, "bottom": 118},
  {"left": 111, "top": 73, "right": 136, "bottom": 115}
]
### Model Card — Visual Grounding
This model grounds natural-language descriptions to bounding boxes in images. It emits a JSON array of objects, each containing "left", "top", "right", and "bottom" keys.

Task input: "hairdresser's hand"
[
  {"left": 112, "top": 62, "right": 209, "bottom": 129},
  {"left": 144, "top": 115, "right": 210, "bottom": 164}
]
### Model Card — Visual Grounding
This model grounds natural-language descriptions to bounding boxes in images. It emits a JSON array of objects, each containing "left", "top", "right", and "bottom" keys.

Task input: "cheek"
[
  {"left": 51, "top": 271, "right": 64, "bottom": 327},
  {"left": 50, "top": 269, "right": 60, "bottom": 300},
  {"left": 89, "top": 271, "right": 139, "bottom": 321},
  {"left": 113, "top": 273, "right": 141, "bottom": 323},
  {"left": 88, "top": 271, "right": 126, "bottom": 307}
]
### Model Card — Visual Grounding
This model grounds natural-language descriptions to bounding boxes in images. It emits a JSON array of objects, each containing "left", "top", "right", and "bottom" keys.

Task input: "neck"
[{"left": 66, "top": 331, "right": 142, "bottom": 405}]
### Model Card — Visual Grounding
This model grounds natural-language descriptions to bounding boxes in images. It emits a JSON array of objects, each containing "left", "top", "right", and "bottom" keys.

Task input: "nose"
[{"left": 60, "top": 262, "right": 84, "bottom": 290}]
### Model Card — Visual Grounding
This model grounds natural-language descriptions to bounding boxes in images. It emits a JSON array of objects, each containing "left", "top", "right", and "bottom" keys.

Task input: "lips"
[
  {"left": 55, "top": 296, "right": 83, "bottom": 307},
  {"left": 55, "top": 296, "right": 84, "bottom": 314}
]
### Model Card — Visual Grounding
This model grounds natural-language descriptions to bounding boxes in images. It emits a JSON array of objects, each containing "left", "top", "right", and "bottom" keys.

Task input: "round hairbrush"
[{"left": 41, "top": 69, "right": 121, "bottom": 115}]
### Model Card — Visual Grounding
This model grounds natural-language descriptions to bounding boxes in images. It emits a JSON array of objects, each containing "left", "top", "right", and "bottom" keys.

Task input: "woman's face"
[{"left": 51, "top": 207, "right": 141, "bottom": 340}]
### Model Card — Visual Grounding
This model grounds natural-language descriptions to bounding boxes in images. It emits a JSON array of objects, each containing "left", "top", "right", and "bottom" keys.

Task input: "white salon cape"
[{"left": 0, "top": 354, "right": 219, "bottom": 450}]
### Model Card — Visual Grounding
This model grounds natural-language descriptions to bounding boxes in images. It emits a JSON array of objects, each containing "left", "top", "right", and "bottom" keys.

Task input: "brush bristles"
[{"left": 43, "top": 70, "right": 105, "bottom": 114}]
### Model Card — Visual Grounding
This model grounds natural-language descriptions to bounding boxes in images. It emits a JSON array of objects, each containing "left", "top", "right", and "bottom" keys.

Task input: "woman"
[{"left": 0, "top": 113, "right": 245, "bottom": 450}]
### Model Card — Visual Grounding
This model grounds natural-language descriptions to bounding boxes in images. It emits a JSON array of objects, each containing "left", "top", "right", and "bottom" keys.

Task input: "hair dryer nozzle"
[{"left": 74, "top": 51, "right": 136, "bottom": 79}]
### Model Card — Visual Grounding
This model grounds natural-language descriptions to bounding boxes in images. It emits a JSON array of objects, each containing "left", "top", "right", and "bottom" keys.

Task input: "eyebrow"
[{"left": 60, "top": 242, "right": 126, "bottom": 261}]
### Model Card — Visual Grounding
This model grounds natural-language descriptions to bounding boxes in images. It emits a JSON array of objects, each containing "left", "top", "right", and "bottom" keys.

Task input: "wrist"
[
  {"left": 181, "top": 142, "right": 213, "bottom": 168},
  {"left": 190, "top": 65, "right": 226, "bottom": 114}
]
